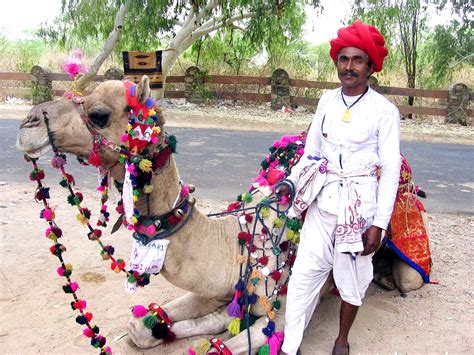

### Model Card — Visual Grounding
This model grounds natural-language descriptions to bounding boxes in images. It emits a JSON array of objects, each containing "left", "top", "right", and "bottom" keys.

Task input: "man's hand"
[
  {"left": 275, "top": 183, "right": 290, "bottom": 197},
  {"left": 361, "top": 225, "right": 383, "bottom": 256}
]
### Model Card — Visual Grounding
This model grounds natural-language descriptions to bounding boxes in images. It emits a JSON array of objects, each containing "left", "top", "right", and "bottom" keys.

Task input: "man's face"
[{"left": 336, "top": 47, "right": 374, "bottom": 93}]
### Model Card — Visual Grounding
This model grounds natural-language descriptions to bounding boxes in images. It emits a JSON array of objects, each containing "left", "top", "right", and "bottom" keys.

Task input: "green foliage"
[
  {"left": 423, "top": 21, "right": 473, "bottom": 87},
  {"left": 352, "top": 0, "right": 472, "bottom": 89}
]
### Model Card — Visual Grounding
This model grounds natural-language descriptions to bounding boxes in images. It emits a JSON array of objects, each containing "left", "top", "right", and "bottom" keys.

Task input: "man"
[{"left": 278, "top": 21, "right": 401, "bottom": 355}]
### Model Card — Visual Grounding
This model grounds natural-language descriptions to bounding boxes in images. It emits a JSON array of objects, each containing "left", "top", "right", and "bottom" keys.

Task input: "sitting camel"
[{"left": 16, "top": 76, "right": 426, "bottom": 353}]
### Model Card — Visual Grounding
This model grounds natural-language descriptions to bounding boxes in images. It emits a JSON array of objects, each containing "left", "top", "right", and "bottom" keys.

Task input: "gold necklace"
[{"left": 341, "top": 86, "right": 369, "bottom": 123}]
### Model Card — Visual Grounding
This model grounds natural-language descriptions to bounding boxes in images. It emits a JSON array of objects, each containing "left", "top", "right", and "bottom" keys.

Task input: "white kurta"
[{"left": 281, "top": 87, "right": 400, "bottom": 354}]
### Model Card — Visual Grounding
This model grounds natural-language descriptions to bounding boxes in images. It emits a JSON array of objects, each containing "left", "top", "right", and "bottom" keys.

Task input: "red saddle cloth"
[{"left": 386, "top": 155, "right": 431, "bottom": 282}]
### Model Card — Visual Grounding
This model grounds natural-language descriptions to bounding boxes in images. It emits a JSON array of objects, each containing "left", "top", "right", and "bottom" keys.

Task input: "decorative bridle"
[
  {"left": 68, "top": 81, "right": 196, "bottom": 244},
  {"left": 26, "top": 80, "right": 196, "bottom": 353}
]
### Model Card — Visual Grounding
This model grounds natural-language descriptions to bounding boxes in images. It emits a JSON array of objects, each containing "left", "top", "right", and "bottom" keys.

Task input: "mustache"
[{"left": 339, "top": 71, "right": 359, "bottom": 77}]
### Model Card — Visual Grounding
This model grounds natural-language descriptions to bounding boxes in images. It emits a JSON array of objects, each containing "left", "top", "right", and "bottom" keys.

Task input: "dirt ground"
[{"left": 0, "top": 100, "right": 473, "bottom": 354}]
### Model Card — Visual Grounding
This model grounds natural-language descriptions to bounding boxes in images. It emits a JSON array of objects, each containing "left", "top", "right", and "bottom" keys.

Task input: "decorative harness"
[{"left": 68, "top": 81, "right": 195, "bottom": 243}]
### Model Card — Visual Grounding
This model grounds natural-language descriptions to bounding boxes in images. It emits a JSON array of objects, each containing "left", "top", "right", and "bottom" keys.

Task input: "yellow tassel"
[
  {"left": 267, "top": 310, "right": 276, "bottom": 320},
  {"left": 153, "top": 126, "right": 161, "bottom": 134},
  {"left": 192, "top": 338, "right": 211, "bottom": 355},
  {"left": 48, "top": 231, "right": 57, "bottom": 241},
  {"left": 76, "top": 214, "right": 88, "bottom": 225},
  {"left": 236, "top": 255, "right": 247, "bottom": 264},
  {"left": 251, "top": 269, "right": 262, "bottom": 280},
  {"left": 143, "top": 184, "right": 153, "bottom": 194},
  {"left": 227, "top": 317, "right": 241, "bottom": 336},
  {"left": 133, "top": 195, "right": 138, "bottom": 202},
  {"left": 273, "top": 218, "right": 283, "bottom": 228},
  {"left": 64, "top": 263, "right": 73, "bottom": 272},
  {"left": 148, "top": 108, "right": 156, "bottom": 116},
  {"left": 139, "top": 159, "right": 153, "bottom": 173},
  {"left": 260, "top": 207, "right": 270, "bottom": 218},
  {"left": 258, "top": 296, "right": 272, "bottom": 312},
  {"left": 287, "top": 229, "right": 295, "bottom": 240},
  {"left": 247, "top": 283, "right": 255, "bottom": 293}
]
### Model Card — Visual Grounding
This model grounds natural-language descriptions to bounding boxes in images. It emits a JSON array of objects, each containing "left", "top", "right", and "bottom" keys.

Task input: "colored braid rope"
[{"left": 27, "top": 156, "right": 111, "bottom": 355}]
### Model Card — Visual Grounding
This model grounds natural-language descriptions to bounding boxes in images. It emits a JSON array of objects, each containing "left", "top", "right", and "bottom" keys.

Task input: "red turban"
[{"left": 329, "top": 20, "right": 388, "bottom": 72}]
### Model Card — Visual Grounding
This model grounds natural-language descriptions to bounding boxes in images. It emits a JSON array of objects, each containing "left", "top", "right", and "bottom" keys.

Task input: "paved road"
[{"left": 2, "top": 119, "right": 472, "bottom": 214}]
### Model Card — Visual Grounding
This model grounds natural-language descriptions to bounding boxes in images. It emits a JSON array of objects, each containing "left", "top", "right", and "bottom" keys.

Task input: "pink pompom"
[
  {"left": 268, "top": 331, "right": 284, "bottom": 355},
  {"left": 120, "top": 134, "right": 129, "bottom": 142},
  {"left": 188, "top": 348, "right": 196, "bottom": 355},
  {"left": 146, "top": 225, "right": 156, "bottom": 235},
  {"left": 151, "top": 136, "right": 158, "bottom": 144},
  {"left": 272, "top": 140, "right": 281, "bottom": 148},
  {"left": 42, "top": 208, "right": 53, "bottom": 220},
  {"left": 51, "top": 155, "right": 66, "bottom": 168},
  {"left": 279, "top": 195, "right": 289, "bottom": 205},
  {"left": 83, "top": 327, "right": 95, "bottom": 337},
  {"left": 70, "top": 282, "right": 79, "bottom": 292},
  {"left": 296, "top": 148, "right": 304, "bottom": 155},
  {"left": 132, "top": 305, "right": 148, "bottom": 318},
  {"left": 57, "top": 267, "right": 65, "bottom": 276},
  {"left": 73, "top": 300, "right": 87, "bottom": 310}
]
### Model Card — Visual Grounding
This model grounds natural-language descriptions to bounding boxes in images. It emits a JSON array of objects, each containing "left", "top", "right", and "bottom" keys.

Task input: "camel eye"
[{"left": 87, "top": 105, "right": 112, "bottom": 128}]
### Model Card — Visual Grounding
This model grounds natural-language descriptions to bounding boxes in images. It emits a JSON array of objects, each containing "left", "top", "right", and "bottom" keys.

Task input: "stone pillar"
[
  {"left": 185, "top": 66, "right": 205, "bottom": 104},
  {"left": 271, "top": 69, "right": 290, "bottom": 110},
  {"left": 104, "top": 67, "right": 124, "bottom": 81},
  {"left": 30, "top": 66, "right": 52, "bottom": 104},
  {"left": 446, "top": 83, "right": 471, "bottom": 126}
]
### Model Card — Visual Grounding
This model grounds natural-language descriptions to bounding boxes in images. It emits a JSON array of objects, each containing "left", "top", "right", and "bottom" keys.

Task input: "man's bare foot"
[{"left": 332, "top": 341, "right": 349, "bottom": 355}]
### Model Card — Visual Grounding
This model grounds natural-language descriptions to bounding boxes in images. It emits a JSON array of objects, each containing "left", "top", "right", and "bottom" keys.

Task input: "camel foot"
[
  {"left": 127, "top": 315, "right": 163, "bottom": 349},
  {"left": 373, "top": 274, "right": 396, "bottom": 290}
]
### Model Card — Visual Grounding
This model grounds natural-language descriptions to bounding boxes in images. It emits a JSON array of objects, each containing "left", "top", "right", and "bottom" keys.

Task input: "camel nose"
[{"left": 20, "top": 107, "right": 48, "bottom": 128}]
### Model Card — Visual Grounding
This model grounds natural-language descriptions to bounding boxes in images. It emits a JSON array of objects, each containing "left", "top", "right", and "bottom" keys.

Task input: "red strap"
[
  {"left": 148, "top": 303, "right": 173, "bottom": 326},
  {"left": 210, "top": 337, "right": 232, "bottom": 355}
]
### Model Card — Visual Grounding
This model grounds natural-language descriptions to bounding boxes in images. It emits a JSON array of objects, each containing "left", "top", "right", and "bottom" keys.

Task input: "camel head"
[{"left": 17, "top": 76, "right": 161, "bottom": 173}]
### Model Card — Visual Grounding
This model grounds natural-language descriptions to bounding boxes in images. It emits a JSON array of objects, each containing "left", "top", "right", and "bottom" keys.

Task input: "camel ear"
[{"left": 137, "top": 76, "right": 151, "bottom": 104}]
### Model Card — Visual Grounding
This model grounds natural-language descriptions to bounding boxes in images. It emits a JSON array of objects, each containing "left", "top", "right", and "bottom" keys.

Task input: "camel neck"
[{"left": 144, "top": 156, "right": 182, "bottom": 216}]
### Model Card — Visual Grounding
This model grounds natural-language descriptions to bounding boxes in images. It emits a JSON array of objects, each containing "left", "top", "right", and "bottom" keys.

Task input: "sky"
[{"left": 0, "top": 0, "right": 351, "bottom": 44}]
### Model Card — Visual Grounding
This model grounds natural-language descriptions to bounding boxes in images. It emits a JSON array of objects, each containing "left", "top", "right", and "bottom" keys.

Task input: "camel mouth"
[{"left": 16, "top": 137, "right": 51, "bottom": 159}]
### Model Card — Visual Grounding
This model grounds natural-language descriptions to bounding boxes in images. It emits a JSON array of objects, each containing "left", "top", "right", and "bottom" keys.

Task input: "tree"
[
  {"left": 353, "top": 0, "right": 429, "bottom": 117},
  {"left": 43, "top": 0, "right": 321, "bottom": 94}
]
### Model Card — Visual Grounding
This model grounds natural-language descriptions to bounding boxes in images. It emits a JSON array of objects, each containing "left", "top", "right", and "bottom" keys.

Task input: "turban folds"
[{"left": 329, "top": 20, "right": 388, "bottom": 72}]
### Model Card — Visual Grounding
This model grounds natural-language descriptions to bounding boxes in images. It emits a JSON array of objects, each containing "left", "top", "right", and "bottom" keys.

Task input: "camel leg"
[
  {"left": 128, "top": 292, "right": 228, "bottom": 348},
  {"left": 224, "top": 313, "right": 285, "bottom": 354},
  {"left": 392, "top": 258, "right": 424, "bottom": 293}
]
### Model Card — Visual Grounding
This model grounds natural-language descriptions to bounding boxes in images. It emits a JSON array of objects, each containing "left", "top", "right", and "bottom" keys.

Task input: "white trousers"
[{"left": 281, "top": 204, "right": 374, "bottom": 354}]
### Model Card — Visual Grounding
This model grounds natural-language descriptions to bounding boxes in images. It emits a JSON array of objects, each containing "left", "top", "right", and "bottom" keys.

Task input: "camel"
[{"left": 16, "top": 76, "right": 424, "bottom": 353}]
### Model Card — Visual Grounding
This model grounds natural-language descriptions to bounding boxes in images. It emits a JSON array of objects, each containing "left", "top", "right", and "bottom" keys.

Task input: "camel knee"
[{"left": 392, "top": 258, "right": 424, "bottom": 293}]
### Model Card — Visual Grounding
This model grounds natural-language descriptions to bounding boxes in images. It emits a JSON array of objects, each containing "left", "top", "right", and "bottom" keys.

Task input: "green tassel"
[
  {"left": 143, "top": 315, "right": 158, "bottom": 329},
  {"left": 227, "top": 317, "right": 241, "bottom": 335},
  {"left": 168, "top": 135, "right": 177, "bottom": 153},
  {"left": 258, "top": 344, "right": 270, "bottom": 355},
  {"left": 243, "top": 192, "right": 253, "bottom": 203},
  {"left": 272, "top": 300, "right": 281, "bottom": 310}
]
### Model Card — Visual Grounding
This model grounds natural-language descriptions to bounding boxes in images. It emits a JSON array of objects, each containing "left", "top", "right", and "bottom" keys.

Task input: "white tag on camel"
[
  {"left": 129, "top": 239, "right": 170, "bottom": 275},
  {"left": 122, "top": 164, "right": 135, "bottom": 224}
]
